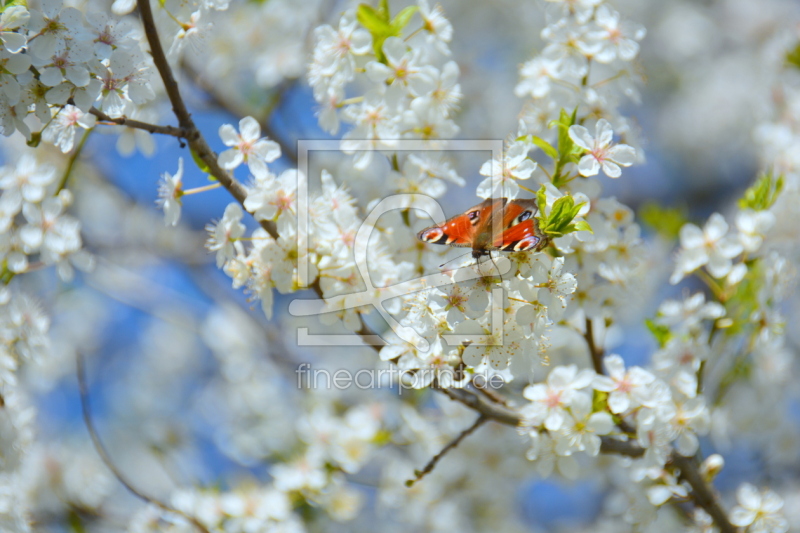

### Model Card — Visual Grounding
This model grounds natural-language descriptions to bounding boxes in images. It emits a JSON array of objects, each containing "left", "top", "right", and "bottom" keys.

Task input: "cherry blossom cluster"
[
  {"left": 2, "top": 0, "right": 800, "bottom": 529},
  {"left": 191, "top": 0, "right": 324, "bottom": 90},
  {"left": 374, "top": 0, "right": 647, "bottom": 388},
  {"left": 188, "top": 0, "right": 797, "bottom": 530},
  {"left": 308, "top": 1, "right": 464, "bottom": 201},
  {"left": 0, "top": 154, "right": 91, "bottom": 280},
  {"left": 203, "top": 116, "right": 415, "bottom": 325},
  {"left": 123, "top": 308, "right": 384, "bottom": 531},
  {"left": 492, "top": 2, "right": 792, "bottom": 529},
  {"left": 0, "top": 152, "right": 92, "bottom": 531},
  {"left": 0, "top": 0, "right": 155, "bottom": 150}
]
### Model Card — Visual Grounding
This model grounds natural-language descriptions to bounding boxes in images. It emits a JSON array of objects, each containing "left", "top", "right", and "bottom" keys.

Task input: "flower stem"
[
  {"left": 56, "top": 128, "right": 93, "bottom": 194},
  {"left": 182, "top": 182, "right": 222, "bottom": 195}
]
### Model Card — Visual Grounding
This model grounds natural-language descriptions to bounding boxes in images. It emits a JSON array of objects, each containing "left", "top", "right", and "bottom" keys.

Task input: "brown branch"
[
  {"left": 437, "top": 387, "right": 644, "bottom": 457},
  {"left": 436, "top": 386, "right": 522, "bottom": 426},
  {"left": 89, "top": 107, "right": 187, "bottom": 138},
  {"left": 136, "top": 0, "right": 279, "bottom": 239},
  {"left": 672, "top": 454, "right": 736, "bottom": 533},
  {"left": 583, "top": 318, "right": 735, "bottom": 532},
  {"left": 584, "top": 317, "right": 604, "bottom": 374},
  {"left": 407, "top": 414, "right": 487, "bottom": 486},
  {"left": 76, "top": 353, "right": 211, "bottom": 533}
]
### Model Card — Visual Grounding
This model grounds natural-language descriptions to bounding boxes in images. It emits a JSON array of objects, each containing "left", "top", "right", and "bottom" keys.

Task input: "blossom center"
[{"left": 545, "top": 389, "right": 562, "bottom": 409}]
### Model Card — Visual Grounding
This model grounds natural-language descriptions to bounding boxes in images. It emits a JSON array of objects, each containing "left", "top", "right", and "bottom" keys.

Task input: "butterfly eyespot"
[
  {"left": 468, "top": 210, "right": 480, "bottom": 221},
  {"left": 513, "top": 235, "right": 541, "bottom": 251},
  {"left": 517, "top": 211, "right": 532, "bottom": 223}
]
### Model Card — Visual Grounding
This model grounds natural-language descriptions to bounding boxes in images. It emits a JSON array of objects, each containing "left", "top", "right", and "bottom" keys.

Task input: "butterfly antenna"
[
  {"left": 489, "top": 252, "right": 503, "bottom": 282},
  {"left": 439, "top": 251, "right": 472, "bottom": 270}
]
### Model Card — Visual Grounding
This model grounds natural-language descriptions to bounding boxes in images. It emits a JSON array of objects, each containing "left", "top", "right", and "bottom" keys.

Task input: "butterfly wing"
[
  {"left": 490, "top": 199, "right": 544, "bottom": 252},
  {"left": 417, "top": 198, "right": 544, "bottom": 255},
  {"left": 417, "top": 199, "right": 495, "bottom": 249}
]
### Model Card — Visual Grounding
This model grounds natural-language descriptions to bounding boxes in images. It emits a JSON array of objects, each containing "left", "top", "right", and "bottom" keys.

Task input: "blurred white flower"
[
  {"left": 593, "top": 354, "right": 655, "bottom": 414},
  {"left": 515, "top": 56, "right": 562, "bottom": 99},
  {"left": 477, "top": 141, "right": 537, "bottom": 198},
  {"left": 522, "top": 365, "right": 595, "bottom": 431},
  {"left": 730, "top": 483, "right": 788, "bottom": 533},
  {"left": 670, "top": 213, "right": 743, "bottom": 283},
  {"left": 156, "top": 158, "right": 183, "bottom": 226},
  {"left": 43, "top": 105, "right": 96, "bottom": 153},
  {"left": 206, "top": 203, "right": 246, "bottom": 268},
  {"left": 588, "top": 5, "right": 646, "bottom": 63},
  {"left": 736, "top": 209, "right": 775, "bottom": 253},
  {"left": 554, "top": 393, "right": 613, "bottom": 456},
  {"left": 418, "top": 0, "right": 453, "bottom": 55}
]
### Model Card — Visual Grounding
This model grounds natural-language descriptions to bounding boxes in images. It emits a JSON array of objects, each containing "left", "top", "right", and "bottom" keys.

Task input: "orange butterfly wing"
[
  {"left": 491, "top": 199, "right": 543, "bottom": 252},
  {"left": 417, "top": 198, "right": 544, "bottom": 256},
  {"left": 417, "top": 199, "right": 496, "bottom": 248}
]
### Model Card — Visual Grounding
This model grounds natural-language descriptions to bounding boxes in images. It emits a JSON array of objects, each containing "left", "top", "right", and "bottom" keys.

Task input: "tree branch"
[
  {"left": 583, "top": 318, "right": 735, "bottom": 532},
  {"left": 407, "top": 414, "right": 487, "bottom": 486},
  {"left": 672, "top": 454, "right": 736, "bottom": 533},
  {"left": 136, "top": 0, "right": 278, "bottom": 238},
  {"left": 585, "top": 317, "right": 604, "bottom": 374},
  {"left": 76, "top": 353, "right": 210, "bottom": 533},
  {"left": 89, "top": 107, "right": 188, "bottom": 138}
]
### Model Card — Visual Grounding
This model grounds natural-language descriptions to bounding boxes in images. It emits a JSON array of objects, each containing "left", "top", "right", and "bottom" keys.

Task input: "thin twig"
[
  {"left": 473, "top": 382, "right": 511, "bottom": 407},
  {"left": 56, "top": 128, "right": 92, "bottom": 194},
  {"left": 407, "top": 415, "right": 487, "bottom": 486},
  {"left": 436, "top": 386, "right": 521, "bottom": 426},
  {"left": 76, "top": 353, "right": 211, "bottom": 533},
  {"left": 89, "top": 107, "right": 187, "bottom": 139},
  {"left": 584, "top": 317, "right": 604, "bottom": 374}
]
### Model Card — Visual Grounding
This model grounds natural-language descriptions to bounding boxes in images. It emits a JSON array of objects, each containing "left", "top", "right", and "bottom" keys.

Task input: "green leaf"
[
  {"left": 572, "top": 220, "right": 593, "bottom": 233},
  {"left": 532, "top": 136, "right": 559, "bottom": 161},
  {"left": 547, "top": 107, "right": 581, "bottom": 187},
  {"left": 536, "top": 184, "right": 547, "bottom": 219},
  {"left": 390, "top": 5, "right": 418, "bottom": 33},
  {"left": 645, "top": 318, "right": 671, "bottom": 347},
  {"left": 378, "top": 0, "right": 391, "bottom": 20},
  {"left": 357, "top": 2, "right": 406, "bottom": 63},
  {"left": 548, "top": 195, "right": 574, "bottom": 227},
  {"left": 0, "top": 0, "right": 27, "bottom": 12},
  {"left": 592, "top": 389, "right": 609, "bottom": 413},
  {"left": 738, "top": 171, "right": 783, "bottom": 211},
  {"left": 26, "top": 131, "right": 41, "bottom": 148},
  {"left": 555, "top": 108, "right": 573, "bottom": 157},
  {"left": 787, "top": 42, "right": 800, "bottom": 70},
  {"left": 191, "top": 148, "right": 211, "bottom": 175},
  {"left": 401, "top": 208, "right": 411, "bottom": 227},
  {"left": 639, "top": 202, "right": 688, "bottom": 240},
  {"left": 357, "top": 4, "right": 390, "bottom": 35},
  {"left": 534, "top": 185, "right": 589, "bottom": 239}
]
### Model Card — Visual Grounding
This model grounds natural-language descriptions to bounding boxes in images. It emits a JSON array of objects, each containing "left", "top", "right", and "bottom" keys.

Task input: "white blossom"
[
  {"left": 156, "top": 158, "right": 184, "bottom": 226},
  {"left": 730, "top": 484, "right": 789, "bottom": 533},
  {"left": 218, "top": 116, "right": 281, "bottom": 179},
  {"left": 671, "top": 213, "right": 743, "bottom": 283},
  {"left": 569, "top": 119, "right": 636, "bottom": 178}
]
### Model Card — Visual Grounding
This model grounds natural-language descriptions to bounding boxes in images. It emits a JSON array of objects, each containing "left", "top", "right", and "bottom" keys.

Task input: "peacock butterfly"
[{"left": 417, "top": 198, "right": 546, "bottom": 260}]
